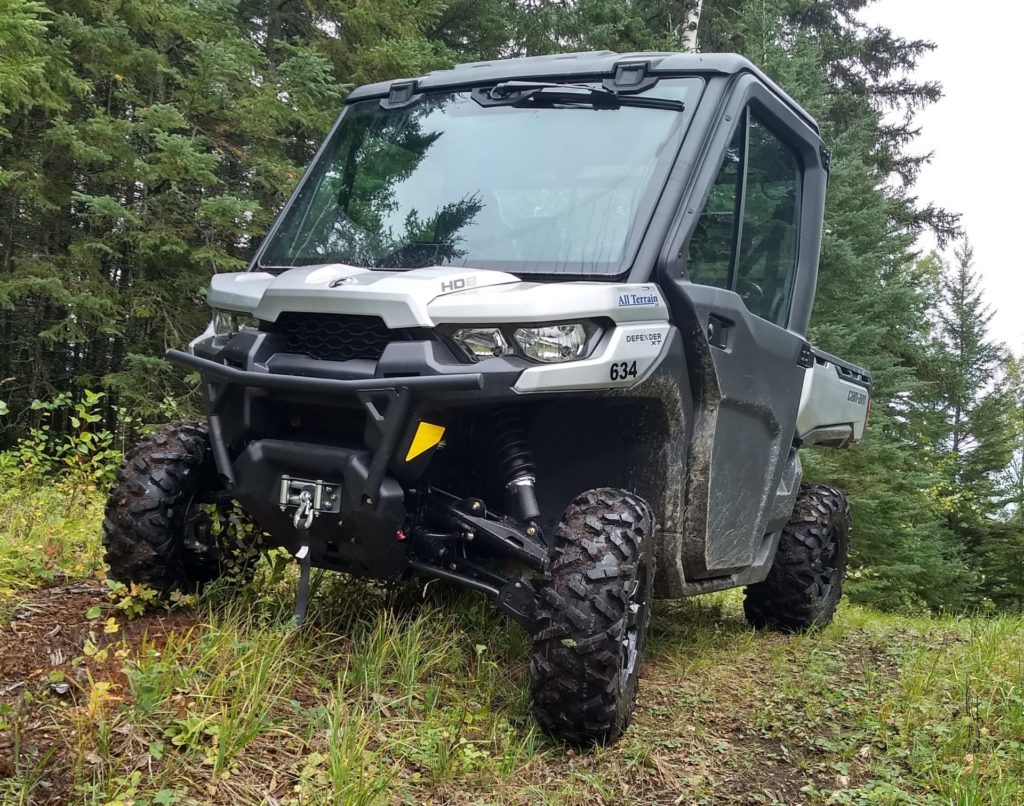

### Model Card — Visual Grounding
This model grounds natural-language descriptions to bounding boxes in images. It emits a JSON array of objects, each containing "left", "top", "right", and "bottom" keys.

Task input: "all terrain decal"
[{"left": 617, "top": 287, "right": 660, "bottom": 307}]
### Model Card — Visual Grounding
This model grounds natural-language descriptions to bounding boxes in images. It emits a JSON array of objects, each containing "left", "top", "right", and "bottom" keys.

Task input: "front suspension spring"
[{"left": 491, "top": 409, "right": 540, "bottom": 524}]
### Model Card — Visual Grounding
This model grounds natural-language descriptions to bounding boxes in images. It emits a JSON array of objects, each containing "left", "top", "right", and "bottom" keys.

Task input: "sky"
[{"left": 859, "top": 0, "right": 1023, "bottom": 356}]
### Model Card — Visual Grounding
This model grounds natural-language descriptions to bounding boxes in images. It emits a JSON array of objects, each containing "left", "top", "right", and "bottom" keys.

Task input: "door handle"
[{"left": 707, "top": 314, "right": 732, "bottom": 349}]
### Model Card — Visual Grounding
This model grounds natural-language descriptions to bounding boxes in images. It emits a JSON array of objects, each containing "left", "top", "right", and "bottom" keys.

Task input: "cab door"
[{"left": 662, "top": 80, "right": 828, "bottom": 578}]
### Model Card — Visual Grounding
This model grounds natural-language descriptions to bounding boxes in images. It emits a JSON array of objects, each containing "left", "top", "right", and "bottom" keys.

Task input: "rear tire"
[
  {"left": 743, "top": 484, "right": 851, "bottom": 633},
  {"left": 530, "top": 488, "right": 655, "bottom": 746},
  {"left": 103, "top": 422, "right": 246, "bottom": 595}
]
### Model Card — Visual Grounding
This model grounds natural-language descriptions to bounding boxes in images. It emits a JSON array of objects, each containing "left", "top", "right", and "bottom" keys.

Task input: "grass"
[
  {"left": 0, "top": 482, "right": 105, "bottom": 598},
  {"left": 2, "top": 482, "right": 1024, "bottom": 804}
]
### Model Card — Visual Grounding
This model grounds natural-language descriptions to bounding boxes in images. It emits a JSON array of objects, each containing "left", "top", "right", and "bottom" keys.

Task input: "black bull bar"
[{"left": 165, "top": 348, "right": 484, "bottom": 498}]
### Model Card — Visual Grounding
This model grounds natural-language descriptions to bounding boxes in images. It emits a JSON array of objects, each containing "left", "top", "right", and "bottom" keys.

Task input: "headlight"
[
  {"left": 447, "top": 322, "right": 598, "bottom": 363},
  {"left": 212, "top": 309, "right": 259, "bottom": 337},
  {"left": 451, "top": 327, "right": 514, "bottom": 360},
  {"left": 513, "top": 324, "right": 588, "bottom": 363}
]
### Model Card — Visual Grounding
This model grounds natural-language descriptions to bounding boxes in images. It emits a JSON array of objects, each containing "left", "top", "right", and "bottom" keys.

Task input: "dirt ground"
[
  {"left": 0, "top": 582, "right": 197, "bottom": 789},
  {"left": 0, "top": 581, "right": 1008, "bottom": 805},
  {"left": 1, "top": 581, "right": 195, "bottom": 692},
  {"left": 1, "top": 582, "right": 196, "bottom": 692},
  {"left": 0, "top": 583, "right": 847, "bottom": 804}
]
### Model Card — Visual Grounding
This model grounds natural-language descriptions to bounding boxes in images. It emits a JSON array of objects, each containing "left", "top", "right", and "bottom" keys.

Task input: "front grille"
[{"left": 269, "top": 313, "right": 411, "bottom": 362}]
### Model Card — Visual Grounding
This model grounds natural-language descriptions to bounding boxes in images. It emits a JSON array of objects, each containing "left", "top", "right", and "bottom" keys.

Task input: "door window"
[
  {"left": 684, "top": 125, "right": 743, "bottom": 289},
  {"left": 684, "top": 110, "right": 802, "bottom": 326}
]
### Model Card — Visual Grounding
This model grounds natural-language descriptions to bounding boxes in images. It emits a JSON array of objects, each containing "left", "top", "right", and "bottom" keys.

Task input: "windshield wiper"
[{"left": 477, "top": 80, "right": 685, "bottom": 112}]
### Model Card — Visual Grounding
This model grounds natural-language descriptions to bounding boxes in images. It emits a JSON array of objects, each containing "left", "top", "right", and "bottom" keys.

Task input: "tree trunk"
[{"left": 682, "top": 0, "right": 704, "bottom": 51}]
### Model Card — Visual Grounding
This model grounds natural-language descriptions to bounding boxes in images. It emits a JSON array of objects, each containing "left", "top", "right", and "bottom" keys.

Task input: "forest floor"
[{"left": 1, "top": 484, "right": 1023, "bottom": 805}]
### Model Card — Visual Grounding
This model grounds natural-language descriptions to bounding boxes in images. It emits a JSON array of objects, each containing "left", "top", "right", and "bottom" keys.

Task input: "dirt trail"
[
  {"left": 0, "top": 585, "right": 929, "bottom": 804},
  {"left": 0, "top": 581, "right": 197, "bottom": 694}
]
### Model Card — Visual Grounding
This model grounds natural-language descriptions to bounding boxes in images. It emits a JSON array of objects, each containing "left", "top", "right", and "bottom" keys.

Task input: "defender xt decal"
[{"left": 625, "top": 331, "right": 665, "bottom": 346}]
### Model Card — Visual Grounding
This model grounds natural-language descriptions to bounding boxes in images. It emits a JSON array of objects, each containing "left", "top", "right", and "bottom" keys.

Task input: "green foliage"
[
  {"left": 0, "top": 0, "right": 512, "bottom": 437},
  {"left": 998, "top": 357, "right": 1024, "bottom": 528},
  {"left": 919, "top": 251, "right": 1024, "bottom": 608},
  {"left": 0, "top": 481, "right": 105, "bottom": 595},
  {"left": 0, "top": 390, "right": 123, "bottom": 487},
  {"left": 103, "top": 579, "right": 181, "bottom": 619},
  {"left": 203, "top": 499, "right": 267, "bottom": 582}
]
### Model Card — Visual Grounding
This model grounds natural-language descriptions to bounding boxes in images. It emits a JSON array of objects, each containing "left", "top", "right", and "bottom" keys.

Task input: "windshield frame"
[{"left": 252, "top": 76, "right": 706, "bottom": 280}]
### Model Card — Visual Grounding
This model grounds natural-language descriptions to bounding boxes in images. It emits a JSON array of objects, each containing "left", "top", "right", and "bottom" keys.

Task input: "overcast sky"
[{"left": 859, "top": 0, "right": 1022, "bottom": 356}]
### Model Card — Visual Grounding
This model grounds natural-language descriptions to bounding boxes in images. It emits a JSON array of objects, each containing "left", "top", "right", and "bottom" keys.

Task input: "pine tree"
[
  {"left": 975, "top": 357, "right": 1024, "bottom": 608},
  {"left": 927, "top": 243, "right": 1015, "bottom": 516},
  {"left": 917, "top": 242, "right": 1019, "bottom": 606}
]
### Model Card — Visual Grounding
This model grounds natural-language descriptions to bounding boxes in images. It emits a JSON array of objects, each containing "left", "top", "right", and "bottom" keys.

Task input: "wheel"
[
  {"left": 530, "top": 488, "right": 655, "bottom": 746},
  {"left": 103, "top": 422, "right": 254, "bottom": 594},
  {"left": 743, "top": 484, "right": 851, "bottom": 633}
]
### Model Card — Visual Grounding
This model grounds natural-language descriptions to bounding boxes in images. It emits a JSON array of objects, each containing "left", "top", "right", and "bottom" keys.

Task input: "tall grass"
[
  {"left": 3, "top": 481, "right": 1024, "bottom": 804},
  {"left": 0, "top": 483, "right": 105, "bottom": 596}
]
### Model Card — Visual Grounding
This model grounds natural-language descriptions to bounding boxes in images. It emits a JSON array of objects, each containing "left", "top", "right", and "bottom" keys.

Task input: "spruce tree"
[
  {"left": 918, "top": 242, "right": 1019, "bottom": 606},
  {"left": 928, "top": 243, "right": 1015, "bottom": 515}
]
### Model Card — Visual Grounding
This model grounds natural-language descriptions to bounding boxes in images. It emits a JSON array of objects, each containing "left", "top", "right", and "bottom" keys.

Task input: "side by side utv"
[{"left": 104, "top": 51, "right": 872, "bottom": 745}]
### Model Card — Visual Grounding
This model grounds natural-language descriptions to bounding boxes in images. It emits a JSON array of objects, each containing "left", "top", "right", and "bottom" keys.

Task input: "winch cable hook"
[{"left": 293, "top": 490, "right": 314, "bottom": 627}]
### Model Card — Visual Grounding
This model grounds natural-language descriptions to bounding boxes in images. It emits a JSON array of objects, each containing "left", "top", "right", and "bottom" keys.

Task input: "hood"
[
  {"left": 207, "top": 264, "right": 669, "bottom": 328},
  {"left": 210, "top": 265, "right": 520, "bottom": 328}
]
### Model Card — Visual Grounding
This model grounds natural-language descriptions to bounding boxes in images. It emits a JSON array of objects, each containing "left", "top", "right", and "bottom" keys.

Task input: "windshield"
[{"left": 258, "top": 78, "right": 702, "bottom": 276}]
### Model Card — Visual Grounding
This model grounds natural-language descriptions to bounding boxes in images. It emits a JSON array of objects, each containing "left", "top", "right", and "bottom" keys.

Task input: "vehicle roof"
[{"left": 345, "top": 51, "right": 819, "bottom": 134}]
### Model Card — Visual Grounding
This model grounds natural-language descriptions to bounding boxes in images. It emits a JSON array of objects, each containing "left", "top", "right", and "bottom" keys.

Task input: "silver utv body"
[{"left": 176, "top": 51, "right": 872, "bottom": 600}]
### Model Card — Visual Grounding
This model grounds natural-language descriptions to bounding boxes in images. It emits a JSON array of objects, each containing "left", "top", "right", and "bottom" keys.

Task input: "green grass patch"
[
  {"left": 0, "top": 482, "right": 106, "bottom": 597},
  {"left": 2, "top": 480, "right": 1024, "bottom": 804}
]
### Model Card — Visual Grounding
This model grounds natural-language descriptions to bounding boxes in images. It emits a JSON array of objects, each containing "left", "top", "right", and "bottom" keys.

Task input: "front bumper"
[
  {"left": 168, "top": 343, "right": 504, "bottom": 576},
  {"left": 167, "top": 341, "right": 509, "bottom": 488}
]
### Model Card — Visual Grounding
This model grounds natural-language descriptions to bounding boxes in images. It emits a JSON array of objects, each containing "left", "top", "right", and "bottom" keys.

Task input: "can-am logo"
[
  {"left": 329, "top": 276, "right": 355, "bottom": 287},
  {"left": 440, "top": 276, "right": 477, "bottom": 294},
  {"left": 618, "top": 289, "right": 660, "bottom": 307}
]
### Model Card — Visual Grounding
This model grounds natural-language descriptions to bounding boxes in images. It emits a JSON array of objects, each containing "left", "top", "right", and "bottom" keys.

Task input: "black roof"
[{"left": 345, "top": 51, "right": 818, "bottom": 133}]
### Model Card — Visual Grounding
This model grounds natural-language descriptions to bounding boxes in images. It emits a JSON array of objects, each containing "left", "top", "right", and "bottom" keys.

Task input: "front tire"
[
  {"left": 743, "top": 484, "right": 851, "bottom": 632},
  {"left": 103, "top": 422, "right": 246, "bottom": 594},
  {"left": 530, "top": 488, "right": 655, "bottom": 746}
]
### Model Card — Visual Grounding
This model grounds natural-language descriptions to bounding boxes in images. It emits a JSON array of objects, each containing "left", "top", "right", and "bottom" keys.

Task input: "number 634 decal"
[{"left": 609, "top": 360, "right": 638, "bottom": 381}]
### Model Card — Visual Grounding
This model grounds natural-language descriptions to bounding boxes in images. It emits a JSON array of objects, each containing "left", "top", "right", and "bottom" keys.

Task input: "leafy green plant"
[
  {"left": 202, "top": 500, "right": 266, "bottom": 583},
  {"left": 0, "top": 482, "right": 106, "bottom": 594},
  {"left": 0, "top": 391, "right": 122, "bottom": 488},
  {"left": 102, "top": 579, "right": 195, "bottom": 619}
]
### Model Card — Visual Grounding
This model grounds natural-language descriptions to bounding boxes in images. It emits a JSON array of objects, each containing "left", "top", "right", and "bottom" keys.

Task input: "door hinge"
[
  {"left": 820, "top": 145, "right": 833, "bottom": 173},
  {"left": 798, "top": 343, "right": 814, "bottom": 368}
]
